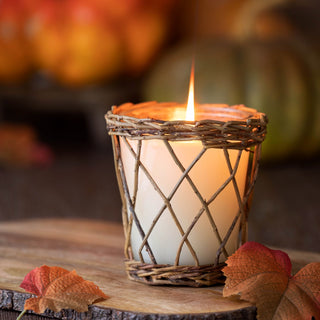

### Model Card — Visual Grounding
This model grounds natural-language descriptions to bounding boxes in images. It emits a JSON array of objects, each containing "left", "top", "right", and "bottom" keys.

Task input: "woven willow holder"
[{"left": 105, "top": 101, "right": 267, "bottom": 287}]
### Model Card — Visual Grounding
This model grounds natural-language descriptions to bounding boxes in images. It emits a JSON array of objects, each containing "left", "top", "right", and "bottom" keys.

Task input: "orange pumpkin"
[
  {"left": 27, "top": 0, "right": 173, "bottom": 86},
  {"left": 29, "top": 0, "right": 123, "bottom": 86}
]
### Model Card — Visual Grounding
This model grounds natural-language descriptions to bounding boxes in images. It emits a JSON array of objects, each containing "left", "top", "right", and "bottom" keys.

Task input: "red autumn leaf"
[
  {"left": 223, "top": 242, "right": 320, "bottom": 320},
  {"left": 20, "top": 265, "right": 109, "bottom": 314}
]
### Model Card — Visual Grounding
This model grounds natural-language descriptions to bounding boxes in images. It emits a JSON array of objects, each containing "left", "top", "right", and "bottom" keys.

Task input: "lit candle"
[{"left": 119, "top": 67, "right": 250, "bottom": 266}]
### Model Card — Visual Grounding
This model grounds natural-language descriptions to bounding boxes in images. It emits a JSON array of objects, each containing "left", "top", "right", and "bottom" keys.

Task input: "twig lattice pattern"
[{"left": 106, "top": 102, "right": 267, "bottom": 286}]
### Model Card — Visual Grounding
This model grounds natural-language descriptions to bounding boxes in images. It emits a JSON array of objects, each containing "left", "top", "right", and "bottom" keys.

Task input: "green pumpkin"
[{"left": 143, "top": 39, "right": 320, "bottom": 161}]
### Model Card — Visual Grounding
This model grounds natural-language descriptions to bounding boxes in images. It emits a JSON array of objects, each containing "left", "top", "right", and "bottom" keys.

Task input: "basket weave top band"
[{"left": 106, "top": 101, "right": 268, "bottom": 149}]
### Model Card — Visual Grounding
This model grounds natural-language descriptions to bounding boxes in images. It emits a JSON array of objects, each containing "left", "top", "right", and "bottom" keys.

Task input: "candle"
[
  {"left": 118, "top": 68, "right": 250, "bottom": 266},
  {"left": 106, "top": 76, "right": 267, "bottom": 287}
]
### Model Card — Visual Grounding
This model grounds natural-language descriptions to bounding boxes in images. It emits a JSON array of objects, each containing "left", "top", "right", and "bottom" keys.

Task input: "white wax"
[{"left": 121, "top": 138, "right": 249, "bottom": 265}]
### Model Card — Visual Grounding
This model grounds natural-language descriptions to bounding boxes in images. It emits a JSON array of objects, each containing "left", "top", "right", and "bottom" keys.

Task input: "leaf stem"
[{"left": 16, "top": 309, "right": 27, "bottom": 320}]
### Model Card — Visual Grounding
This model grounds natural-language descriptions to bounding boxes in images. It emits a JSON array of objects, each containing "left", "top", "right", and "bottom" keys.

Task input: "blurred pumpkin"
[
  {"left": 27, "top": 0, "right": 173, "bottom": 86},
  {"left": 29, "top": 0, "right": 123, "bottom": 86},
  {"left": 143, "top": 39, "right": 320, "bottom": 161},
  {"left": 0, "top": 0, "right": 33, "bottom": 84}
]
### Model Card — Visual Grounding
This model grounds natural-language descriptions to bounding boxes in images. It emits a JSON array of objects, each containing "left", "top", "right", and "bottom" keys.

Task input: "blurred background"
[{"left": 0, "top": 0, "right": 319, "bottom": 252}]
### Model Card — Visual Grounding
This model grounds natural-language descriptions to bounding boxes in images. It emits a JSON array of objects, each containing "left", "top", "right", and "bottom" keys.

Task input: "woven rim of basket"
[
  {"left": 125, "top": 260, "right": 226, "bottom": 287},
  {"left": 106, "top": 101, "right": 268, "bottom": 149}
]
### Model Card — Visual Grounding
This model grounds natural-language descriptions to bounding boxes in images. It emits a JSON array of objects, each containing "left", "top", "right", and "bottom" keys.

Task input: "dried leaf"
[
  {"left": 223, "top": 242, "right": 320, "bottom": 320},
  {"left": 20, "top": 265, "right": 109, "bottom": 314}
]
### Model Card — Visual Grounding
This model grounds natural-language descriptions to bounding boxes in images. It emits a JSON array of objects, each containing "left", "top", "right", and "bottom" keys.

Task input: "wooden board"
[{"left": 0, "top": 219, "right": 319, "bottom": 320}]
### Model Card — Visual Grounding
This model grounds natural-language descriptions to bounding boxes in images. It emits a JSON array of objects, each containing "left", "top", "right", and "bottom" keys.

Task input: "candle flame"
[{"left": 186, "top": 61, "right": 195, "bottom": 121}]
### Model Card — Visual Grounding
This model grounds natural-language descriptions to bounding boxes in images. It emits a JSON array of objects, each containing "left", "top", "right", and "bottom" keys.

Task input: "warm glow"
[{"left": 186, "top": 61, "right": 195, "bottom": 121}]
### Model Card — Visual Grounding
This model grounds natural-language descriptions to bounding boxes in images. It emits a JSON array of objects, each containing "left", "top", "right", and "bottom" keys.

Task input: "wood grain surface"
[{"left": 0, "top": 219, "right": 318, "bottom": 320}]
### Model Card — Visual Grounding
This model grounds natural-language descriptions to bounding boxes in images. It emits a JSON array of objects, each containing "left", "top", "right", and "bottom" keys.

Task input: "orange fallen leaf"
[
  {"left": 223, "top": 242, "right": 320, "bottom": 320},
  {"left": 19, "top": 265, "right": 109, "bottom": 314}
]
